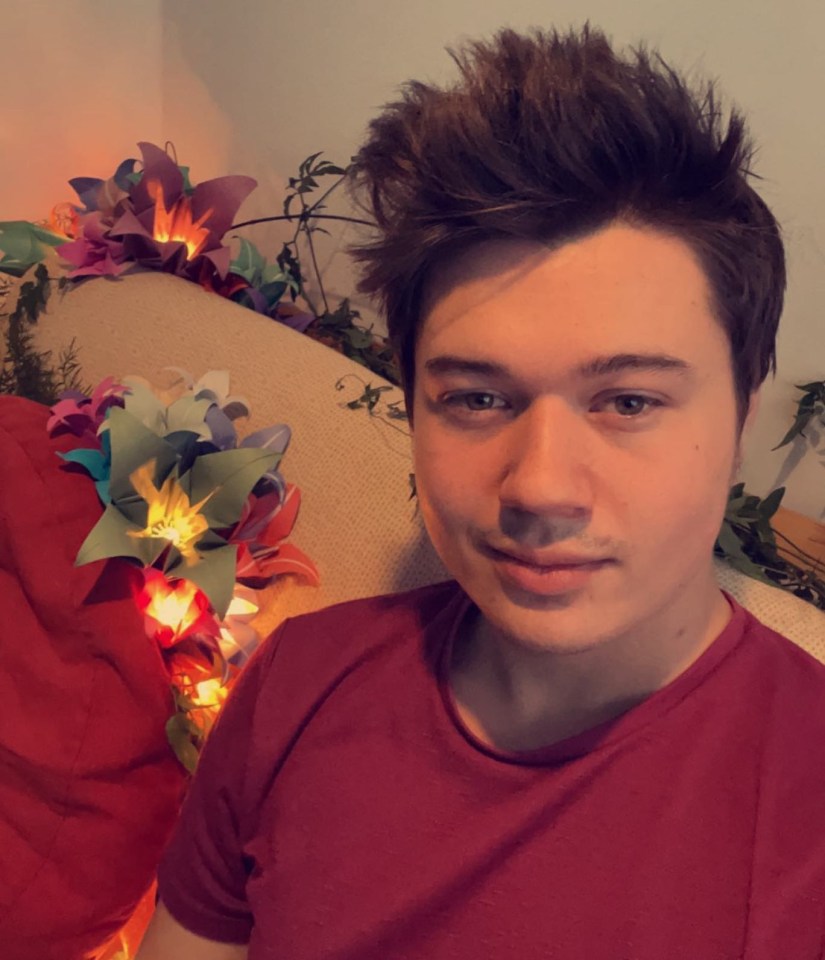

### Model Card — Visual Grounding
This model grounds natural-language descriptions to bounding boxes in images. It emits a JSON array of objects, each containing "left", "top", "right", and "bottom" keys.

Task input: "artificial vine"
[
  {"left": 231, "top": 153, "right": 401, "bottom": 385},
  {"left": 715, "top": 483, "right": 825, "bottom": 609}
]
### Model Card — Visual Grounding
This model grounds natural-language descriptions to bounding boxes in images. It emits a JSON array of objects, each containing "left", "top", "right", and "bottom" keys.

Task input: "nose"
[{"left": 498, "top": 398, "right": 594, "bottom": 541}]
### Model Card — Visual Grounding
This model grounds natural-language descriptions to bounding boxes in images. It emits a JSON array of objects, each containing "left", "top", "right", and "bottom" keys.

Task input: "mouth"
[{"left": 482, "top": 543, "right": 614, "bottom": 596}]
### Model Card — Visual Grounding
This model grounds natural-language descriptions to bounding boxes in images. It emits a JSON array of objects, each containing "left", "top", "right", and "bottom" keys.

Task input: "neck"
[{"left": 450, "top": 578, "right": 732, "bottom": 752}]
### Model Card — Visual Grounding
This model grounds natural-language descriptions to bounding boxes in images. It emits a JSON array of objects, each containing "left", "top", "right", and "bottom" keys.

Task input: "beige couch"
[{"left": 32, "top": 270, "right": 825, "bottom": 659}]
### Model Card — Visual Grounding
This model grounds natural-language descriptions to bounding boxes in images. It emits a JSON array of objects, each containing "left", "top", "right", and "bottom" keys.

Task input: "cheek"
[
  {"left": 629, "top": 440, "right": 733, "bottom": 548},
  {"left": 412, "top": 426, "right": 495, "bottom": 534},
  {"left": 414, "top": 437, "right": 465, "bottom": 520}
]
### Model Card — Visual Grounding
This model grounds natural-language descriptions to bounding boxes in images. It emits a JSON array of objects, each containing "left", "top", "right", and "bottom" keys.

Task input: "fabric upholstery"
[{"left": 0, "top": 397, "right": 186, "bottom": 959}]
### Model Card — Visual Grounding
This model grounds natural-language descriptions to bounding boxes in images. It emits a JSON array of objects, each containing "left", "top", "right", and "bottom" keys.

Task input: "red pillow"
[{"left": 0, "top": 397, "right": 186, "bottom": 959}]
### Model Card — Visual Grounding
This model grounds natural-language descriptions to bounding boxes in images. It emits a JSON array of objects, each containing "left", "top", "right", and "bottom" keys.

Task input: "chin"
[
  {"left": 481, "top": 598, "right": 623, "bottom": 654},
  {"left": 457, "top": 565, "right": 626, "bottom": 654}
]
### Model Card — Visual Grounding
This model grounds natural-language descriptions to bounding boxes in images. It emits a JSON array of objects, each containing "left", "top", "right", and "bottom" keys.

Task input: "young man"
[{"left": 139, "top": 27, "right": 825, "bottom": 959}]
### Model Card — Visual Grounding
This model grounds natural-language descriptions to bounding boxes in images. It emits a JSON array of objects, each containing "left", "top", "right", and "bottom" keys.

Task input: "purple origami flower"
[
  {"left": 108, "top": 142, "right": 257, "bottom": 284},
  {"left": 47, "top": 376, "right": 129, "bottom": 440},
  {"left": 68, "top": 157, "right": 137, "bottom": 218},
  {"left": 56, "top": 212, "right": 130, "bottom": 278}
]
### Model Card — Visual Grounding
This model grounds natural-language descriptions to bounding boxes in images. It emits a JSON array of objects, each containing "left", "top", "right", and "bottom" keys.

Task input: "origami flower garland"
[
  {"left": 0, "top": 141, "right": 317, "bottom": 330},
  {"left": 0, "top": 141, "right": 406, "bottom": 386},
  {"left": 48, "top": 369, "right": 319, "bottom": 770}
]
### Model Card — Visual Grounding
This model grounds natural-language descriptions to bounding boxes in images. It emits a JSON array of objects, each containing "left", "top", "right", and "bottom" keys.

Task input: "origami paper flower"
[
  {"left": 234, "top": 484, "right": 319, "bottom": 586},
  {"left": 0, "top": 220, "right": 65, "bottom": 276},
  {"left": 68, "top": 157, "right": 138, "bottom": 217},
  {"left": 136, "top": 568, "right": 219, "bottom": 649},
  {"left": 117, "top": 376, "right": 213, "bottom": 442},
  {"left": 47, "top": 376, "right": 129, "bottom": 440},
  {"left": 54, "top": 158, "right": 137, "bottom": 276},
  {"left": 59, "top": 430, "right": 113, "bottom": 504},
  {"left": 48, "top": 202, "right": 80, "bottom": 239},
  {"left": 190, "top": 677, "right": 231, "bottom": 709},
  {"left": 57, "top": 211, "right": 130, "bottom": 278},
  {"left": 109, "top": 142, "right": 256, "bottom": 284},
  {"left": 127, "top": 460, "right": 212, "bottom": 563},
  {"left": 49, "top": 366, "right": 318, "bottom": 772},
  {"left": 229, "top": 237, "right": 302, "bottom": 321},
  {"left": 216, "top": 585, "right": 260, "bottom": 665}
]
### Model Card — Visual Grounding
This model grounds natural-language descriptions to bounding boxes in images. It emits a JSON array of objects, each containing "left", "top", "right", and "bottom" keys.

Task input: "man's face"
[{"left": 412, "top": 224, "right": 746, "bottom": 653}]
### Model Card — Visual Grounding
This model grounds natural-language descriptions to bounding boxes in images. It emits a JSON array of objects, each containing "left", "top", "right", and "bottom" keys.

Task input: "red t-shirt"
[{"left": 157, "top": 581, "right": 825, "bottom": 958}]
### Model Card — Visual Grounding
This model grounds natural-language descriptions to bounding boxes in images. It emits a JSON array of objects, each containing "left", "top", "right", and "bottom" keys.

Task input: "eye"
[
  {"left": 599, "top": 394, "right": 663, "bottom": 417},
  {"left": 442, "top": 391, "right": 507, "bottom": 412}
]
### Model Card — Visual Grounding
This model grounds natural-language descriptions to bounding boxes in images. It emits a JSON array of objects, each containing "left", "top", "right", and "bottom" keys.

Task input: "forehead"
[{"left": 418, "top": 225, "right": 728, "bottom": 377}]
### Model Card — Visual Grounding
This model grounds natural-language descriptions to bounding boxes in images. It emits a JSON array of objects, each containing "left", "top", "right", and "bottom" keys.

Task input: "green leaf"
[
  {"left": 258, "top": 280, "right": 288, "bottom": 306},
  {"left": 716, "top": 522, "right": 752, "bottom": 564},
  {"left": 773, "top": 409, "right": 817, "bottom": 450},
  {"left": 230, "top": 237, "right": 266, "bottom": 286},
  {"left": 166, "top": 713, "right": 200, "bottom": 773},
  {"left": 178, "top": 165, "right": 195, "bottom": 195},
  {"left": 105, "top": 407, "right": 180, "bottom": 505},
  {"left": 758, "top": 486, "right": 785, "bottom": 520},
  {"left": 345, "top": 327, "right": 374, "bottom": 349},
  {"left": 301, "top": 152, "right": 323, "bottom": 174},
  {"left": 164, "top": 395, "right": 213, "bottom": 438},
  {"left": 261, "top": 262, "right": 299, "bottom": 291},
  {"left": 0, "top": 221, "right": 64, "bottom": 277},
  {"left": 75, "top": 503, "right": 161, "bottom": 567},
  {"left": 723, "top": 551, "right": 775, "bottom": 585},
  {"left": 715, "top": 523, "right": 773, "bottom": 582},
  {"left": 756, "top": 516, "right": 778, "bottom": 547},
  {"left": 313, "top": 162, "right": 346, "bottom": 177},
  {"left": 185, "top": 446, "right": 277, "bottom": 528},
  {"left": 170, "top": 542, "right": 238, "bottom": 618}
]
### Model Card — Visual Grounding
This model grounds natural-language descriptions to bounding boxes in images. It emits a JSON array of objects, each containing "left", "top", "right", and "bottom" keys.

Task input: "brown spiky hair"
[{"left": 349, "top": 26, "right": 785, "bottom": 425}]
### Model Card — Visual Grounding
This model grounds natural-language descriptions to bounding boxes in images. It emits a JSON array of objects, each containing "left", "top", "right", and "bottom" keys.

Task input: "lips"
[{"left": 483, "top": 543, "right": 613, "bottom": 596}]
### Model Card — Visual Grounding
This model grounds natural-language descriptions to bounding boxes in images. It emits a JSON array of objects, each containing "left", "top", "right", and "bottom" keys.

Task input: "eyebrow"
[
  {"left": 578, "top": 353, "right": 692, "bottom": 377},
  {"left": 423, "top": 353, "right": 693, "bottom": 379}
]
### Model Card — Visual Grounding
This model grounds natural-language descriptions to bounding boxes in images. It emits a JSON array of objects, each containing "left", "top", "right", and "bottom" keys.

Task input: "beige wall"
[
  {"left": 7, "top": 0, "right": 825, "bottom": 519},
  {"left": 1, "top": 0, "right": 164, "bottom": 220}
]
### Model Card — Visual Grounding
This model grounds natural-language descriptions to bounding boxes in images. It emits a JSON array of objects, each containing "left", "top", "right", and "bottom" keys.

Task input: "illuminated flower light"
[
  {"left": 47, "top": 369, "right": 319, "bottom": 774},
  {"left": 127, "top": 461, "right": 211, "bottom": 563},
  {"left": 217, "top": 586, "right": 260, "bottom": 664},
  {"left": 191, "top": 677, "right": 229, "bottom": 709},
  {"left": 149, "top": 180, "right": 211, "bottom": 260},
  {"left": 136, "top": 569, "right": 217, "bottom": 649},
  {"left": 48, "top": 202, "right": 80, "bottom": 239},
  {"left": 109, "top": 142, "right": 256, "bottom": 285}
]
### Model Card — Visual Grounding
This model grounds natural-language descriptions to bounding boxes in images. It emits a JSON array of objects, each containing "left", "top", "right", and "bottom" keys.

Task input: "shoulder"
[
  {"left": 234, "top": 579, "right": 464, "bottom": 730},
  {"left": 202, "top": 580, "right": 463, "bottom": 748},
  {"left": 226, "top": 580, "right": 465, "bottom": 822},
  {"left": 739, "top": 601, "right": 825, "bottom": 695},
  {"left": 731, "top": 602, "right": 825, "bottom": 761}
]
